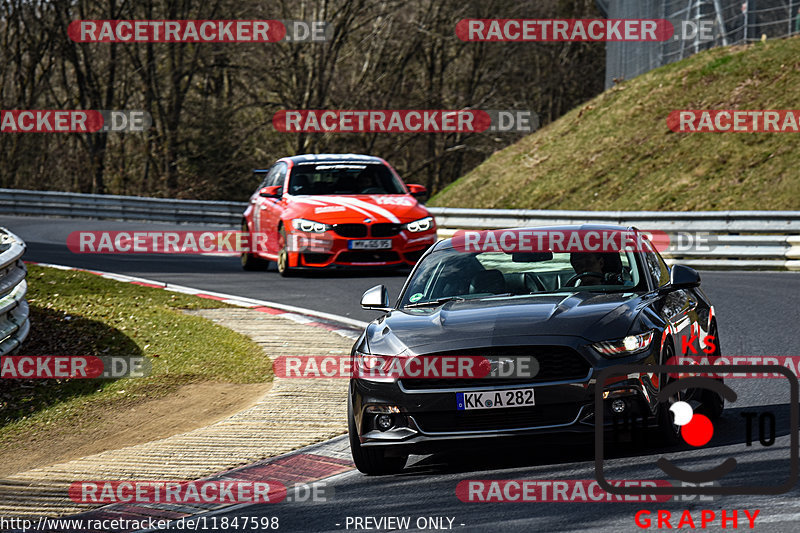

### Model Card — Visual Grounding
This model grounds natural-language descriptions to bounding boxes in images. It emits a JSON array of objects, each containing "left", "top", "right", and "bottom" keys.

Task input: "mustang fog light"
[
  {"left": 611, "top": 399, "right": 626, "bottom": 414},
  {"left": 376, "top": 414, "right": 394, "bottom": 431},
  {"left": 365, "top": 405, "right": 401, "bottom": 414}
]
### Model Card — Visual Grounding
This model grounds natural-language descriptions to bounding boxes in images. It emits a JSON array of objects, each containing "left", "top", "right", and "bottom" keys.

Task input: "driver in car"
[
  {"left": 569, "top": 252, "right": 625, "bottom": 286},
  {"left": 354, "top": 170, "right": 375, "bottom": 193}
]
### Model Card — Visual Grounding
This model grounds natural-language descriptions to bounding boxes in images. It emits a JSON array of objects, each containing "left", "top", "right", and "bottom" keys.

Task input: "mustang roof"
[{"left": 434, "top": 224, "right": 640, "bottom": 251}]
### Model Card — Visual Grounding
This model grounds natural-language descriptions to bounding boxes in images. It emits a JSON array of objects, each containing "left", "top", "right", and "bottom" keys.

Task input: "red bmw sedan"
[{"left": 241, "top": 154, "right": 437, "bottom": 275}]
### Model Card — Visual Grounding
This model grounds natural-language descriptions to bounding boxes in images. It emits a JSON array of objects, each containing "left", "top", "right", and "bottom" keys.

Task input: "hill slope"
[{"left": 430, "top": 38, "right": 800, "bottom": 210}]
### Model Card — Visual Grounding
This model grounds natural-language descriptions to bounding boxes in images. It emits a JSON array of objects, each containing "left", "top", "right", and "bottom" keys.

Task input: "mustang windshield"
[
  {"left": 400, "top": 248, "right": 644, "bottom": 308},
  {"left": 288, "top": 162, "right": 406, "bottom": 195}
]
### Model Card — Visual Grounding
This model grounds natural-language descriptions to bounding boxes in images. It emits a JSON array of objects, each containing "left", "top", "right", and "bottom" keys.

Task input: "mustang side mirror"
[
  {"left": 361, "top": 285, "right": 392, "bottom": 311},
  {"left": 662, "top": 264, "right": 701, "bottom": 291},
  {"left": 259, "top": 185, "right": 282, "bottom": 198},
  {"left": 407, "top": 184, "right": 428, "bottom": 201}
]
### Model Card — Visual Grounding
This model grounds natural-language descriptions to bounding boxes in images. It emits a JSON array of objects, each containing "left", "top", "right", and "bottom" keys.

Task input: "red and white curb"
[
  {"left": 67, "top": 437, "right": 355, "bottom": 533},
  {"left": 27, "top": 262, "right": 367, "bottom": 339}
]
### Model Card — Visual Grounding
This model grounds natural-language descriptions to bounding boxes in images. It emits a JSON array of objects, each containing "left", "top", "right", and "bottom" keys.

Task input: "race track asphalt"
[{"left": 3, "top": 215, "right": 799, "bottom": 532}]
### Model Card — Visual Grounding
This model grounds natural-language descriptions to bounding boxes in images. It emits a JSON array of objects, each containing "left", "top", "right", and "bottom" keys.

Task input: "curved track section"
[
  {"left": 1, "top": 216, "right": 409, "bottom": 323},
  {"left": 4, "top": 215, "right": 800, "bottom": 532}
]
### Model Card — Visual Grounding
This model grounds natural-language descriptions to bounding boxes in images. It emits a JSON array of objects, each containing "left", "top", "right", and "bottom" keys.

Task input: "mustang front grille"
[{"left": 399, "top": 346, "right": 590, "bottom": 390}]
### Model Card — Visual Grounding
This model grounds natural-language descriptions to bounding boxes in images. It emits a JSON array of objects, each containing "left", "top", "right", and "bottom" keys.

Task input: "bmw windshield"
[
  {"left": 400, "top": 248, "right": 645, "bottom": 308},
  {"left": 288, "top": 162, "right": 406, "bottom": 195}
]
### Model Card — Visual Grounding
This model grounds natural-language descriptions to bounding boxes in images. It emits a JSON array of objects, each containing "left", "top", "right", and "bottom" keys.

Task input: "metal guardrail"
[
  {"left": 1, "top": 188, "right": 799, "bottom": 270},
  {"left": 427, "top": 207, "right": 800, "bottom": 233},
  {"left": 0, "top": 189, "right": 242, "bottom": 226},
  {"left": 0, "top": 228, "right": 29, "bottom": 355},
  {"left": 429, "top": 208, "right": 800, "bottom": 271}
]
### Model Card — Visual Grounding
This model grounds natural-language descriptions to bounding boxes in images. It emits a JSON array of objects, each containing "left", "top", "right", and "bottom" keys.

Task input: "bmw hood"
[
  {"left": 285, "top": 195, "right": 429, "bottom": 224},
  {"left": 366, "top": 292, "right": 645, "bottom": 354}
]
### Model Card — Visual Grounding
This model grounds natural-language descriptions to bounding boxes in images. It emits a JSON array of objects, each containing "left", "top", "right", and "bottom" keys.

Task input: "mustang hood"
[
  {"left": 285, "top": 194, "right": 429, "bottom": 224},
  {"left": 367, "top": 292, "right": 644, "bottom": 354}
]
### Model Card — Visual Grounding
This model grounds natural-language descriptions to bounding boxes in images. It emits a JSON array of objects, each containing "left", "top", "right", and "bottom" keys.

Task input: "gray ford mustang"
[{"left": 348, "top": 225, "right": 723, "bottom": 474}]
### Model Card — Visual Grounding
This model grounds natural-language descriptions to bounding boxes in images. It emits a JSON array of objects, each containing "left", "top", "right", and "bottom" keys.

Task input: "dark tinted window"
[
  {"left": 643, "top": 242, "right": 670, "bottom": 287},
  {"left": 289, "top": 162, "right": 405, "bottom": 195},
  {"left": 400, "top": 249, "right": 642, "bottom": 308},
  {"left": 264, "top": 162, "right": 287, "bottom": 188}
]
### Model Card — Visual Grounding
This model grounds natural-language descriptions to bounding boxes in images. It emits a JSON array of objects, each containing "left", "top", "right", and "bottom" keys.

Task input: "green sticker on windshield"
[{"left": 409, "top": 293, "right": 423, "bottom": 303}]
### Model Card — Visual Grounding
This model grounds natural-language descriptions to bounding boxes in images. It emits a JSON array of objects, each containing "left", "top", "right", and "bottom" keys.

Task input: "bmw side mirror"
[
  {"left": 361, "top": 285, "right": 391, "bottom": 311},
  {"left": 259, "top": 185, "right": 282, "bottom": 198},
  {"left": 407, "top": 184, "right": 428, "bottom": 201},
  {"left": 664, "top": 264, "right": 701, "bottom": 290}
]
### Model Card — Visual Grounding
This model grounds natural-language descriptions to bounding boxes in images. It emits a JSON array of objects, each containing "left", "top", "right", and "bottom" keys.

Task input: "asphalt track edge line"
[{"left": 27, "top": 261, "right": 369, "bottom": 333}]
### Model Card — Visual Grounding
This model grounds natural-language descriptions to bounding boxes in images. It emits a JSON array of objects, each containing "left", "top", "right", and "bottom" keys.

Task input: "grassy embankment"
[
  {"left": 0, "top": 264, "right": 272, "bottom": 448},
  {"left": 431, "top": 37, "right": 800, "bottom": 210}
]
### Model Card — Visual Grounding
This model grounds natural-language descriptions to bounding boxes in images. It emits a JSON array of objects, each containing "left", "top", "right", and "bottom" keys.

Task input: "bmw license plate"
[
  {"left": 456, "top": 388, "right": 535, "bottom": 410},
  {"left": 348, "top": 239, "right": 392, "bottom": 250}
]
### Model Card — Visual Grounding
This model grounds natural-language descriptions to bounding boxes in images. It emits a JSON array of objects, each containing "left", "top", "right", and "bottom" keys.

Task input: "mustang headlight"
[
  {"left": 354, "top": 351, "right": 404, "bottom": 381},
  {"left": 405, "top": 216, "right": 434, "bottom": 233},
  {"left": 593, "top": 331, "right": 655, "bottom": 356},
  {"left": 355, "top": 351, "right": 384, "bottom": 372},
  {"left": 291, "top": 218, "right": 331, "bottom": 233}
]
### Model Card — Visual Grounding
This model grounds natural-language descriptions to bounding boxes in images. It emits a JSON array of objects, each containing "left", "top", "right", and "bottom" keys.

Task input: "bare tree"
[{"left": 0, "top": 0, "right": 604, "bottom": 198}]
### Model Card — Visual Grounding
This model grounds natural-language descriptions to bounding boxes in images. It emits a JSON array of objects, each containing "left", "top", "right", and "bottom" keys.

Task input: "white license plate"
[
  {"left": 348, "top": 239, "right": 392, "bottom": 250},
  {"left": 456, "top": 388, "right": 535, "bottom": 411}
]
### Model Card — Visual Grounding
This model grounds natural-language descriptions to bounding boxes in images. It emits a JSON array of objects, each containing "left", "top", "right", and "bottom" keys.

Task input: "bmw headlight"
[
  {"left": 593, "top": 331, "right": 655, "bottom": 356},
  {"left": 291, "top": 218, "right": 331, "bottom": 233},
  {"left": 405, "top": 216, "right": 434, "bottom": 233}
]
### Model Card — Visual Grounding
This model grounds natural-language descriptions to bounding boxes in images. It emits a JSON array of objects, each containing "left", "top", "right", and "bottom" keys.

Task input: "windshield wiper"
[{"left": 404, "top": 296, "right": 466, "bottom": 308}]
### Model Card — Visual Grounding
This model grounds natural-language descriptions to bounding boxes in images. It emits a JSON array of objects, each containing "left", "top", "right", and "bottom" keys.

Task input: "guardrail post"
[{"left": 786, "top": 236, "right": 800, "bottom": 271}]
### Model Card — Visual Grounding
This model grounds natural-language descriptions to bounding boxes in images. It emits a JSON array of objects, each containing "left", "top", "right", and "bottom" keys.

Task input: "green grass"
[
  {"left": 0, "top": 264, "right": 272, "bottom": 444},
  {"left": 430, "top": 37, "right": 800, "bottom": 211}
]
